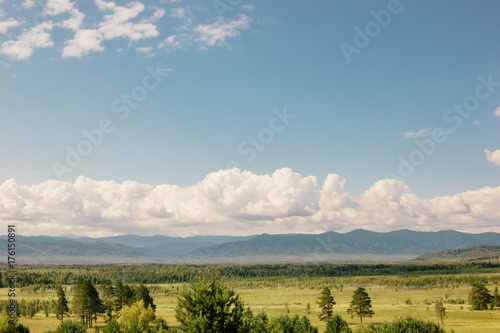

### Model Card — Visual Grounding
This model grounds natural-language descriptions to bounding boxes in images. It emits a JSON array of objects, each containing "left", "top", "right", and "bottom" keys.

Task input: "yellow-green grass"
[{"left": 2, "top": 276, "right": 500, "bottom": 332}]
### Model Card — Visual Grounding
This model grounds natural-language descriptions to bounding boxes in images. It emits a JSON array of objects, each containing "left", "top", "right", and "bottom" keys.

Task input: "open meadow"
[{"left": 2, "top": 265, "right": 500, "bottom": 333}]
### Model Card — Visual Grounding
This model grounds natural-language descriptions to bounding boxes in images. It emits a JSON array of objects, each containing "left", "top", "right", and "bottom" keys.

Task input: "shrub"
[
  {"left": 267, "top": 314, "right": 318, "bottom": 333},
  {"left": 325, "top": 314, "right": 352, "bottom": 333},
  {"left": 45, "top": 320, "right": 86, "bottom": 333},
  {"left": 0, "top": 314, "right": 30, "bottom": 333},
  {"left": 361, "top": 317, "right": 445, "bottom": 333}
]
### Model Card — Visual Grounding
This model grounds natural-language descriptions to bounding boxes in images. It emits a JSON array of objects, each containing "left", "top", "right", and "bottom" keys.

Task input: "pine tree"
[
  {"left": 55, "top": 285, "right": 69, "bottom": 323},
  {"left": 493, "top": 287, "right": 500, "bottom": 308},
  {"left": 114, "top": 280, "right": 134, "bottom": 313},
  {"left": 347, "top": 287, "right": 374, "bottom": 324},
  {"left": 317, "top": 287, "right": 335, "bottom": 321},
  {"left": 434, "top": 301, "right": 446, "bottom": 325},
  {"left": 99, "top": 279, "right": 114, "bottom": 321},
  {"left": 469, "top": 283, "right": 494, "bottom": 310},
  {"left": 175, "top": 274, "right": 247, "bottom": 332},
  {"left": 133, "top": 284, "right": 156, "bottom": 312},
  {"left": 73, "top": 279, "right": 104, "bottom": 328},
  {"left": 26, "top": 302, "right": 37, "bottom": 319}
]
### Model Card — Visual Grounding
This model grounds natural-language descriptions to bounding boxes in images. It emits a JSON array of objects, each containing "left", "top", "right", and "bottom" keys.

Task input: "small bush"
[
  {"left": 361, "top": 316, "right": 445, "bottom": 333},
  {"left": 267, "top": 314, "right": 318, "bottom": 333},
  {"left": 45, "top": 321, "right": 86, "bottom": 333},
  {"left": 325, "top": 314, "right": 352, "bottom": 333}
]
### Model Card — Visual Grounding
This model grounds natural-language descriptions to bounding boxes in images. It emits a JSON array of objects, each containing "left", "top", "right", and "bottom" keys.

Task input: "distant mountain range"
[{"left": 2, "top": 229, "right": 500, "bottom": 264}]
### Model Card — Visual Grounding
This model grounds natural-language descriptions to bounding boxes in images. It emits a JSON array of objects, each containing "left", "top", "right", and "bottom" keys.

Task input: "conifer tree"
[
  {"left": 133, "top": 284, "right": 156, "bottom": 312},
  {"left": 55, "top": 286, "right": 69, "bottom": 323},
  {"left": 73, "top": 279, "right": 104, "bottom": 328},
  {"left": 175, "top": 274, "right": 247, "bottom": 332},
  {"left": 317, "top": 287, "right": 335, "bottom": 321},
  {"left": 99, "top": 279, "right": 114, "bottom": 321},
  {"left": 469, "top": 283, "right": 493, "bottom": 310},
  {"left": 114, "top": 280, "right": 134, "bottom": 313},
  {"left": 347, "top": 287, "right": 374, "bottom": 324}
]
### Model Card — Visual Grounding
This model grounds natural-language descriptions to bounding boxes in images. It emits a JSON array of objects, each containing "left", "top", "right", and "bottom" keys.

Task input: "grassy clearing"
[{"left": 2, "top": 274, "right": 500, "bottom": 332}]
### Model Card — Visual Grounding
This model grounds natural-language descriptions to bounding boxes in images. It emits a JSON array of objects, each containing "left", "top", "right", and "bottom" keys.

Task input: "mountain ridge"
[{"left": 2, "top": 229, "right": 500, "bottom": 264}]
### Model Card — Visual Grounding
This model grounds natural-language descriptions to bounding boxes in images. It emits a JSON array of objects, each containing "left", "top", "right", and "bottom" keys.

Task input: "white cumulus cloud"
[
  {"left": 2, "top": 168, "right": 500, "bottom": 237},
  {"left": 171, "top": 7, "right": 185, "bottom": 19},
  {"left": 22, "top": 0, "right": 36, "bottom": 10},
  {"left": 0, "top": 19, "right": 21, "bottom": 34},
  {"left": 43, "top": 0, "right": 74, "bottom": 16},
  {"left": 59, "top": 0, "right": 161, "bottom": 58},
  {"left": 62, "top": 29, "right": 104, "bottom": 58},
  {"left": 494, "top": 106, "right": 500, "bottom": 119},
  {"left": 135, "top": 46, "right": 155, "bottom": 57},
  {"left": 0, "top": 21, "right": 53, "bottom": 60},
  {"left": 57, "top": 9, "right": 85, "bottom": 31},
  {"left": 485, "top": 149, "right": 500, "bottom": 167},
  {"left": 97, "top": 1, "right": 159, "bottom": 41},
  {"left": 1, "top": 0, "right": 254, "bottom": 59},
  {"left": 158, "top": 34, "right": 186, "bottom": 51},
  {"left": 149, "top": 8, "right": 166, "bottom": 22},
  {"left": 404, "top": 127, "right": 434, "bottom": 139},
  {"left": 193, "top": 14, "right": 251, "bottom": 48}
]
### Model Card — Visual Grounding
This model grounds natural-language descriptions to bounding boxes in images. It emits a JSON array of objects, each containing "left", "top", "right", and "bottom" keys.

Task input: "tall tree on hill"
[
  {"left": 317, "top": 287, "right": 335, "bottom": 321},
  {"left": 55, "top": 286, "right": 69, "bottom": 323},
  {"left": 469, "top": 283, "right": 494, "bottom": 310},
  {"left": 347, "top": 287, "right": 374, "bottom": 324}
]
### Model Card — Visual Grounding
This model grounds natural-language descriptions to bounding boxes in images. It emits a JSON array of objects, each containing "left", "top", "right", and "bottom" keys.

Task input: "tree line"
[{"left": 2, "top": 261, "right": 500, "bottom": 288}]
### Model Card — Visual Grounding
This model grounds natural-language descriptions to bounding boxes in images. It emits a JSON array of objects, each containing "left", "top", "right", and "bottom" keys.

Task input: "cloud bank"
[
  {"left": 1, "top": 168, "right": 499, "bottom": 237},
  {"left": 0, "top": 0, "right": 253, "bottom": 60}
]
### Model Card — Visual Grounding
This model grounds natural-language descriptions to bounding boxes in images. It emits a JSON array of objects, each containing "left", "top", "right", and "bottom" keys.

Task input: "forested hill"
[
  {"left": 414, "top": 244, "right": 500, "bottom": 262},
  {"left": 2, "top": 229, "right": 500, "bottom": 264}
]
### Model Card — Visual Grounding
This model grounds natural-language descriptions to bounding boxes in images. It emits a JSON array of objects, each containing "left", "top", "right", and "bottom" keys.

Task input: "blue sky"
[{"left": 1, "top": 0, "right": 499, "bottom": 237}]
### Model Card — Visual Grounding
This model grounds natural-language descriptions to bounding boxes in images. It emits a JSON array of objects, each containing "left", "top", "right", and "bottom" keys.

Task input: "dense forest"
[{"left": 2, "top": 262, "right": 500, "bottom": 288}]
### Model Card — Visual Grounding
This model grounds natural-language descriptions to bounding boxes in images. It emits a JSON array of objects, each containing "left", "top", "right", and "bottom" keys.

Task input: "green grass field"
[{"left": 3, "top": 273, "right": 500, "bottom": 332}]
